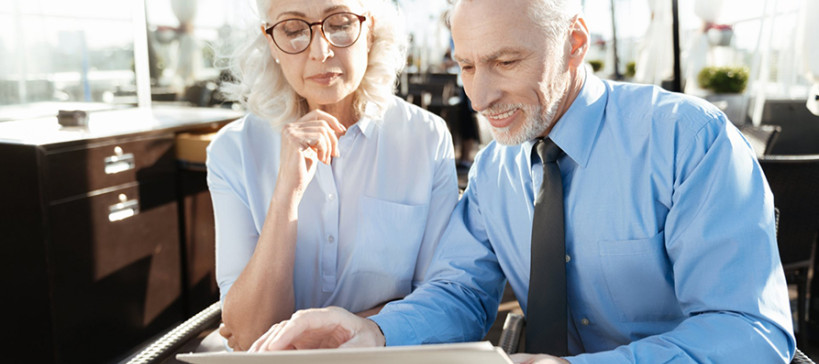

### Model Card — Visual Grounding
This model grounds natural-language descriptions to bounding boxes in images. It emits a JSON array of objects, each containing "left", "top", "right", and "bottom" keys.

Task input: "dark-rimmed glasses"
[{"left": 264, "top": 12, "right": 367, "bottom": 55}]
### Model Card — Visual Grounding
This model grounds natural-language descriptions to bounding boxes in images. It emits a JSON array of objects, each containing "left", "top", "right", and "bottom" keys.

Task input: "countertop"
[{"left": 0, "top": 105, "right": 244, "bottom": 147}]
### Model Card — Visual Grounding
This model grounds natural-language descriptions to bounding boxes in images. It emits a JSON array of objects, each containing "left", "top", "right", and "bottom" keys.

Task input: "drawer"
[
  {"left": 45, "top": 134, "right": 176, "bottom": 201},
  {"left": 47, "top": 179, "right": 183, "bottom": 363}
]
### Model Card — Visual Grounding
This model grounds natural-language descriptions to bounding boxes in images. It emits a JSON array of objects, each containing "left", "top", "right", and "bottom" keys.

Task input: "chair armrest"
[
  {"left": 499, "top": 313, "right": 525, "bottom": 354},
  {"left": 125, "top": 302, "right": 222, "bottom": 364},
  {"left": 792, "top": 348, "right": 815, "bottom": 364}
]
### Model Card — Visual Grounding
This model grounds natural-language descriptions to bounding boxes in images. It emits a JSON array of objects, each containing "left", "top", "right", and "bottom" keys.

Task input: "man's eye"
[{"left": 499, "top": 60, "right": 517, "bottom": 67}]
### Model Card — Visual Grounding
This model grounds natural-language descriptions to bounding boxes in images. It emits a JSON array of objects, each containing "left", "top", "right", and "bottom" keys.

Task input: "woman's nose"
[{"left": 308, "top": 28, "right": 333, "bottom": 62}]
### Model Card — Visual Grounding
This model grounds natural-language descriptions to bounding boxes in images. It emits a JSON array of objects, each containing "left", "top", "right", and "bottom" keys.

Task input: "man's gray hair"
[{"left": 447, "top": 0, "right": 581, "bottom": 46}]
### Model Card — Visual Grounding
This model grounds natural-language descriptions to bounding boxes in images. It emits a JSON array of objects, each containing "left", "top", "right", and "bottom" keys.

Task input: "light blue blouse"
[{"left": 207, "top": 96, "right": 459, "bottom": 314}]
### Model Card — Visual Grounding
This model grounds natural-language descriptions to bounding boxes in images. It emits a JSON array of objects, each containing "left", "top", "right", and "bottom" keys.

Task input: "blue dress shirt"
[
  {"left": 371, "top": 75, "right": 796, "bottom": 363},
  {"left": 207, "top": 96, "right": 459, "bottom": 314}
]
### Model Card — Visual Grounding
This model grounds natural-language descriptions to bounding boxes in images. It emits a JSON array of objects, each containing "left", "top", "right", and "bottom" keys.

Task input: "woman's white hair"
[{"left": 220, "top": 0, "right": 407, "bottom": 128}]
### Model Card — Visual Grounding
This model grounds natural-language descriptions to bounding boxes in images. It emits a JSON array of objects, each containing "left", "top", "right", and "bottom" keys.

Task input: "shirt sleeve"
[
  {"left": 371, "top": 164, "right": 507, "bottom": 345},
  {"left": 569, "top": 115, "right": 796, "bottom": 363},
  {"left": 206, "top": 132, "right": 261, "bottom": 303},
  {"left": 411, "top": 118, "right": 460, "bottom": 289}
]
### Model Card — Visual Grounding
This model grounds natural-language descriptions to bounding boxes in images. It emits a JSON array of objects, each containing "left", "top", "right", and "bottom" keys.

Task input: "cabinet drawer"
[
  {"left": 47, "top": 179, "right": 183, "bottom": 363},
  {"left": 45, "top": 134, "right": 176, "bottom": 201}
]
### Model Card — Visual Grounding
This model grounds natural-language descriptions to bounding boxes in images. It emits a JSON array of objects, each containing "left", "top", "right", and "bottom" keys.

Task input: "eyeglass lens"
[{"left": 272, "top": 13, "right": 362, "bottom": 54}]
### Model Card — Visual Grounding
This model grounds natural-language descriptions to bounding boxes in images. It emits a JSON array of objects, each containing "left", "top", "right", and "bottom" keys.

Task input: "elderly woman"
[{"left": 206, "top": 0, "right": 459, "bottom": 351}]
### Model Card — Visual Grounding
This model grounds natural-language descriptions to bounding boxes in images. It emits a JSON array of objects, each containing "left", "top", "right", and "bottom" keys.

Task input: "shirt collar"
[
  {"left": 349, "top": 102, "right": 377, "bottom": 138},
  {"left": 526, "top": 72, "right": 608, "bottom": 170}
]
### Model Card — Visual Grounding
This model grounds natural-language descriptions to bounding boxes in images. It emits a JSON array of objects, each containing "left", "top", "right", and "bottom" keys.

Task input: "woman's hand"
[{"left": 277, "top": 109, "right": 347, "bottom": 196}]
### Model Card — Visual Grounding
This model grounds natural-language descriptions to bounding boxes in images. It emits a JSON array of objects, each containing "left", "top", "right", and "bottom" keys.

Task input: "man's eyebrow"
[
  {"left": 452, "top": 48, "right": 527, "bottom": 65},
  {"left": 479, "top": 48, "right": 526, "bottom": 63},
  {"left": 452, "top": 54, "right": 471, "bottom": 64}
]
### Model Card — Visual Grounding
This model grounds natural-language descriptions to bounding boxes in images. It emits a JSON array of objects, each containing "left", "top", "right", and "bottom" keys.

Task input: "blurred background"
[
  {"left": 1, "top": 0, "right": 814, "bottom": 116},
  {"left": 2, "top": 1, "right": 818, "bottom": 363}
]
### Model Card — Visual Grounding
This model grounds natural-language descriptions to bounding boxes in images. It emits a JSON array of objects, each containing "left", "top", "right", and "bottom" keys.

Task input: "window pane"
[{"left": 0, "top": 0, "right": 137, "bottom": 119}]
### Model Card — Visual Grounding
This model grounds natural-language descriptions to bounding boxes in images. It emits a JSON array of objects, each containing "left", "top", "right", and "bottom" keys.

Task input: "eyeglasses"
[{"left": 265, "top": 12, "right": 367, "bottom": 55}]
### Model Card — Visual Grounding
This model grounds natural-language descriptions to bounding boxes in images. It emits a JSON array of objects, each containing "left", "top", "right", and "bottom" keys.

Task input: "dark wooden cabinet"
[
  {"left": 0, "top": 106, "right": 239, "bottom": 363},
  {"left": 178, "top": 167, "right": 219, "bottom": 315}
]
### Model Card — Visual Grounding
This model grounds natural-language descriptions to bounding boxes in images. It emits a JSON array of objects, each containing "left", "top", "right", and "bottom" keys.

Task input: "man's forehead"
[{"left": 450, "top": 0, "right": 536, "bottom": 63}]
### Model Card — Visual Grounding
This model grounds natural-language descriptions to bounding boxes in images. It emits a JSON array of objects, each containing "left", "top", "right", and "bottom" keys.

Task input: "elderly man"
[{"left": 248, "top": 0, "right": 796, "bottom": 362}]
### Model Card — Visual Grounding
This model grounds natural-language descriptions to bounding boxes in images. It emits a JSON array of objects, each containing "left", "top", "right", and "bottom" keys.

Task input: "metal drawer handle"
[
  {"left": 104, "top": 146, "right": 135, "bottom": 174},
  {"left": 109, "top": 194, "right": 140, "bottom": 222}
]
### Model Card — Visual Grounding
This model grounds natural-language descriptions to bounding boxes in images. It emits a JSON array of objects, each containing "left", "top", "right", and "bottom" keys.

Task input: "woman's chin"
[{"left": 304, "top": 90, "right": 355, "bottom": 110}]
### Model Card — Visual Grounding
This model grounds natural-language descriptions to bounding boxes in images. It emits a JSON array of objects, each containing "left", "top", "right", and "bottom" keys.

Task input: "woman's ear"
[
  {"left": 261, "top": 25, "right": 281, "bottom": 63},
  {"left": 367, "top": 15, "right": 375, "bottom": 51}
]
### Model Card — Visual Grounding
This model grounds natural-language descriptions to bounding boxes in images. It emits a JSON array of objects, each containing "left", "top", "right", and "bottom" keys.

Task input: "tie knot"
[{"left": 535, "top": 138, "right": 562, "bottom": 163}]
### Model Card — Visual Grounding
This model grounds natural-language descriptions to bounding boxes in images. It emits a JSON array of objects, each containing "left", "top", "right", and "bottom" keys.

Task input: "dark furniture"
[
  {"left": 739, "top": 124, "right": 781, "bottom": 158},
  {"left": 761, "top": 99, "right": 819, "bottom": 155},
  {"left": 759, "top": 154, "right": 819, "bottom": 345},
  {"left": 178, "top": 162, "right": 220, "bottom": 315},
  {"left": 0, "top": 106, "right": 240, "bottom": 364}
]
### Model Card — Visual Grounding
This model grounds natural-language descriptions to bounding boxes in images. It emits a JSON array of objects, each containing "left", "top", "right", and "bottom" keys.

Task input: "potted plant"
[
  {"left": 625, "top": 61, "right": 636, "bottom": 80},
  {"left": 698, "top": 66, "right": 750, "bottom": 125},
  {"left": 588, "top": 59, "right": 604, "bottom": 73},
  {"left": 705, "top": 23, "right": 734, "bottom": 47}
]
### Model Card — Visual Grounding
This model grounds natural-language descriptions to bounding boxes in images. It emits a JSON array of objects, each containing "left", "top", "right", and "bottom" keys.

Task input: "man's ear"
[{"left": 567, "top": 16, "right": 590, "bottom": 68}]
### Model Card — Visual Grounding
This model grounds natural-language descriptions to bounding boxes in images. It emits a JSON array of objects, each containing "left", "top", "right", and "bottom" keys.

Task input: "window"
[{"left": 0, "top": 0, "right": 138, "bottom": 119}]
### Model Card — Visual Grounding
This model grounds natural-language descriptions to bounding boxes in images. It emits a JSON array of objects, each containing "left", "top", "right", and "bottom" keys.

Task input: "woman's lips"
[{"left": 307, "top": 72, "right": 341, "bottom": 85}]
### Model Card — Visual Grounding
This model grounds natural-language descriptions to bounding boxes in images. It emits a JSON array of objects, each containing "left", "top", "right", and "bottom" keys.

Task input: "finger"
[
  {"left": 338, "top": 334, "right": 370, "bottom": 348},
  {"left": 321, "top": 123, "right": 340, "bottom": 158},
  {"left": 509, "top": 353, "right": 537, "bottom": 364},
  {"left": 303, "top": 124, "right": 335, "bottom": 163},
  {"left": 310, "top": 109, "right": 347, "bottom": 134},
  {"left": 313, "top": 131, "right": 327, "bottom": 165},
  {"left": 264, "top": 309, "right": 351, "bottom": 351},
  {"left": 314, "top": 118, "right": 341, "bottom": 158},
  {"left": 295, "top": 118, "right": 341, "bottom": 160},
  {"left": 304, "top": 127, "right": 334, "bottom": 164},
  {"left": 317, "top": 127, "right": 337, "bottom": 163},
  {"left": 249, "top": 323, "right": 278, "bottom": 352}
]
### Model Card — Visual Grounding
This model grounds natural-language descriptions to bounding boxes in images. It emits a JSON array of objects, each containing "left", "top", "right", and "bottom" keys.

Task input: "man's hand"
[
  {"left": 248, "top": 306, "right": 386, "bottom": 352},
  {"left": 510, "top": 353, "right": 570, "bottom": 364}
]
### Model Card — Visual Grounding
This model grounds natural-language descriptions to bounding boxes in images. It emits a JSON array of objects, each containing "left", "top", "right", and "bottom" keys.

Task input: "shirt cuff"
[
  {"left": 369, "top": 310, "right": 420, "bottom": 346},
  {"left": 566, "top": 349, "right": 630, "bottom": 364}
]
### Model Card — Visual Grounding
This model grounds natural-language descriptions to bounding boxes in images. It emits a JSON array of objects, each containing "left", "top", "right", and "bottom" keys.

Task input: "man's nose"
[{"left": 466, "top": 70, "right": 501, "bottom": 112}]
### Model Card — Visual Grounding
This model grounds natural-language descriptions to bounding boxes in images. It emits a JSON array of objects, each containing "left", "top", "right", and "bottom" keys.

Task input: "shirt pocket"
[
  {"left": 598, "top": 231, "right": 681, "bottom": 321},
  {"left": 352, "top": 196, "right": 429, "bottom": 296}
]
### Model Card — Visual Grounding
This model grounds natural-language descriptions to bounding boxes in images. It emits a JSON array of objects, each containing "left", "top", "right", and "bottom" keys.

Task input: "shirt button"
[
  {"left": 328, "top": 235, "right": 335, "bottom": 243},
  {"left": 565, "top": 254, "right": 571, "bottom": 263},
  {"left": 581, "top": 318, "right": 590, "bottom": 326},
  {"left": 328, "top": 193, "right": 335, "bottom": 201}
]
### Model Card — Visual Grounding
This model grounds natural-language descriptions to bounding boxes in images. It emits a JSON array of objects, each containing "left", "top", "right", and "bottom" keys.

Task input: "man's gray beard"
[{"left": 490, "top": 86, "right": 567, "bottom": 146}]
